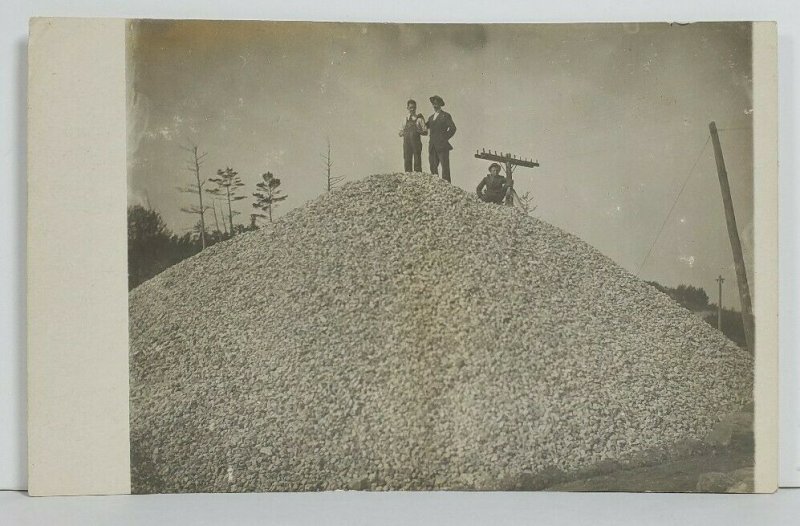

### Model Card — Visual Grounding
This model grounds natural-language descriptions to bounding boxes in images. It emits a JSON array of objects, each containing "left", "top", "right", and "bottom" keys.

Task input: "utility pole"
[
  {"left": 709, "top": 121, "right": 754, "bottom": 352},
  {"left": 716, "top": 274, "right": 725, "bottom": 330}
]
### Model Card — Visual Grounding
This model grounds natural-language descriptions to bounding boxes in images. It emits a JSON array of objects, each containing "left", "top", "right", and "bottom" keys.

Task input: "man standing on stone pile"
[
  {"left": 476, "top": 163, "right": 511, "bottom": 204},
  {"left": 426, "top": 95, "right": 457, "bottom": 183},
  {"left": 398, "top": 99, "right": 426, "bottom": 172}
]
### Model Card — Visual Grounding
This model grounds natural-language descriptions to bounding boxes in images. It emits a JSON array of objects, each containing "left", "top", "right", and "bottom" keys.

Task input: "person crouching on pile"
[{"left": 476, "top": 163, "right": 510, "bottom": 204}]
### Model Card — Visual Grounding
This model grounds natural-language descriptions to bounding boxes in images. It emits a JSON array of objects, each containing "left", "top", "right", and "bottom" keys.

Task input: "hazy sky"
[{"left": 128, "top": 21, "right": 754, "bottom": 308}]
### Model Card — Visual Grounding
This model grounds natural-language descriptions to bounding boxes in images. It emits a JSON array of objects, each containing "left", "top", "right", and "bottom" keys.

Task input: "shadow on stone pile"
[{"left": 129, "top": 173, "right": 754, "bottom": 494}]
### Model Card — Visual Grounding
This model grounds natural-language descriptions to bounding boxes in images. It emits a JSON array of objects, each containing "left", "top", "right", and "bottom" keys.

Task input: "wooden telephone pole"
[
  {"left": 709, "top": 121, "right": 754, "bottom": 352},
  {"left": 474, "top": 149, "right": 539, "bottom": 205},
  {"left": 716, "top": 274, "right": 724, "bottom": 330}
]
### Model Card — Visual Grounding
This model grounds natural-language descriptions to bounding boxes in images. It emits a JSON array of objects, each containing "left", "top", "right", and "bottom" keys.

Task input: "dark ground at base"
[
  {"left": 545, "top": 447, "right": 753, "bottom": 492},
  {"left": 131, "top": 437, "right": 754, "bottom": 493}
]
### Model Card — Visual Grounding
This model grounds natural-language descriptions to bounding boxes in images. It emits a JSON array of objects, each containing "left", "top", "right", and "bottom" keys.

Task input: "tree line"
[
  {"left": 179, "top": 145, "right": 288, "bottom": 249},
  {"left": 130, "top": 140, "right": 345, "bottom": 289},
  {"left": 129, "top": 144, "right": 290, "bottom": 289},
  {"left": 646, "top": 281, "right": 746, "bottom": 348},
  {"left": 128, "top": 205, "right": 260, "bottom": 289}
]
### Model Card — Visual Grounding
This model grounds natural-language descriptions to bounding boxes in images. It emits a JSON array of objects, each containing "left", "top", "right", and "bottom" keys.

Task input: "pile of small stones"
[{"left": 129, "top": 173, "right": 753, "bottom": 493}]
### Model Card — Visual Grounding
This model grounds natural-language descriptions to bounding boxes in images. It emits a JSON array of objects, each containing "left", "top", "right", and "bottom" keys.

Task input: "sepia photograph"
[{"left": 126, "top": 20, "right": 758, "bottom": 493}]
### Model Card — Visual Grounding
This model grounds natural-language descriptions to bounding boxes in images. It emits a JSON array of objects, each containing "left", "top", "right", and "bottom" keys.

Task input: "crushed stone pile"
[{"left": 130, "top": 173, "right": 753, "bottom": 493}]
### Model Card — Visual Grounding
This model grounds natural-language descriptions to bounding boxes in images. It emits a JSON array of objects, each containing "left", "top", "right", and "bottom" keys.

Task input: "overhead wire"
[{"left": 635, "top": 134, "right": 711, "bottom": 275}]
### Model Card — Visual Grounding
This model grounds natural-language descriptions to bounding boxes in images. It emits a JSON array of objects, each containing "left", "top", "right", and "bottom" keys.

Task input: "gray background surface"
[
  {"left": 3, "top": 489, "right": 800, "bottom": 525},
  {"left": 1, "top": 0, "right": 798, "bottom": 522}
]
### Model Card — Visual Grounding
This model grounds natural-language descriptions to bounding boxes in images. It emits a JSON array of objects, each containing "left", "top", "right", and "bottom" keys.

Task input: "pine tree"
[
  {"left": 252, "top": 171, "right": 288, "bottom": 223},
  {"left": 207, "top": 166, "right": 247, "bottom": 236}
]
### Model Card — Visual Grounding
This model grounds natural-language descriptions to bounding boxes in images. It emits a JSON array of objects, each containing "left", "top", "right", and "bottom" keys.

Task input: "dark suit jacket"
[{"left": 426, "top": 111, "right": 457, "bottom": 152}]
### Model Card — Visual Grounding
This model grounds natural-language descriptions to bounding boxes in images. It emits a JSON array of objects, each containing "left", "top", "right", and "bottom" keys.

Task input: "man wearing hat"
[
  {"left": 476, "top": 163, "right": 511, "bottom": 204},
  {"left": 425, "top": 95, "right": 457, "bottom": 182}
]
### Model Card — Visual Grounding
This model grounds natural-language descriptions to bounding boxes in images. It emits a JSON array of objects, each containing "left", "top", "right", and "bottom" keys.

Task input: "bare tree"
[
  {"left": 253, "top": 171, "right": 288, "bottom": 223},
  {"left": 207, "top": 166, "right": 247, "bottom": 236},
  {"left": 178, "top": 144, "right": 209, "bottom": 249},
  {"left": 321, "top": 137, "right": 344, "bottom": 192},
  {"left": 214, "top": 199, "right": 231, "bottom": 235},
  {"left": 513, "top": 189, "right": 537, "bottom": 215},
  {"left": 210, "top": 199, "right": 223, "bottom": 235}
]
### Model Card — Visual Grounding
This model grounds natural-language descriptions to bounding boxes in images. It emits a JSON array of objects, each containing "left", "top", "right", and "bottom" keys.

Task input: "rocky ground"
[
  {"left": 545, "top": 410, "right": 754, "bottom": 492},
  {"left": 129, "top": 173, "right": 753, "bottom": 493}
]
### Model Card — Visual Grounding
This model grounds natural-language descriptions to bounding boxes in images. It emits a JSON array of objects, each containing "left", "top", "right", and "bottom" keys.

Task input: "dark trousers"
[
  {"left": 403, "top": 140, "right": 422, "bottom": 172},
  {"left": 429, "top": 147, "right": 451, "bottom": 182},
  {"left": 480, "top": 193, "right": 505, "bottom": 204}
]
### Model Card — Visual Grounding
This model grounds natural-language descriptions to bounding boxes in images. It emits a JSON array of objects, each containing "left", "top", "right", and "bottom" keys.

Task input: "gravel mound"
[{"left": 129, "top": 173, "right": 753, "bottom": 493}]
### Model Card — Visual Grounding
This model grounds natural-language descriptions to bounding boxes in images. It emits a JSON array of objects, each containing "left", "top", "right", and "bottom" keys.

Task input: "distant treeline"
[
  {"left": 129, "top": 146, "right": 294, "bottom": 289},
  {"left": 128, "top": 205, "right": 258, "bottom": 290},
  {"left": 646, "top": 281, "right": 746, "bottom": 348}
]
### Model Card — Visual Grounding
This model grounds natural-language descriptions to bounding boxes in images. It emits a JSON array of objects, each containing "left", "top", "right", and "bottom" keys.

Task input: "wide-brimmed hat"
[
  {"left": 429, "top": 95, "right": 445, "bottom": 106},
  {"left": 488, "top": 162, "right": 502, "bottom": 172}
]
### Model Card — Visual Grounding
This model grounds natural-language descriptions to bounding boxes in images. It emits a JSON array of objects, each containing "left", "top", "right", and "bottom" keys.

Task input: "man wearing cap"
[
  {"left": 398, "top": 99, "right": 426, "bottom": 172},
  {"left": 476, "top": 163, "right": 511, "bottom": 204},
  {"left": 426, "top": 95, "right": 457, "bottom": 183}
]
